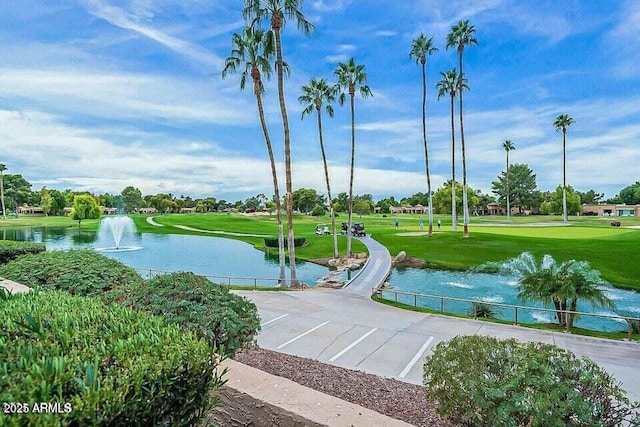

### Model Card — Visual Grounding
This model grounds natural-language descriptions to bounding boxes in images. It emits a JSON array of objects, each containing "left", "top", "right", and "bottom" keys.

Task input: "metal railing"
[
  {"left": 135, "top": 268, "right": 306, "bottom": 290},
  {"left": 374, "top": 287, "right": 640, "bottom": 340}
]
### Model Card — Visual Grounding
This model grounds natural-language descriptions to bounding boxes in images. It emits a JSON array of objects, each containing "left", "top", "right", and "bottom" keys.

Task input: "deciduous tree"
[{"left": 69, "top": 194, "right": 101, "bottom": 228}]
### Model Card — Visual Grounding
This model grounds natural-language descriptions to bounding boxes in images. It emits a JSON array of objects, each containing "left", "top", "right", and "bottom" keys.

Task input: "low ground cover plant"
[
  {"left": 0, "top": 241, "right": 45, "bottom": 265},
  {"left": 423, "top": 335, "right": 640, "bottom": 426},
  {"left": 106, "top": 271, "right": 260, "bottom": 357},
  {"left": 0, "top": 290, "right": 224, "bottom": 427},
  {"left": 0, "top": 249, "right": 143, "bottom": 296}
]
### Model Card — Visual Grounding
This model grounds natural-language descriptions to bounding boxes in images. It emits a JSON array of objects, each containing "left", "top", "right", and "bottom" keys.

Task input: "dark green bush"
[
  {"left": 0, "top": 241, "right": 46, "bottom": 265},
  {"left": 0, "top": 249, "right": 143, "bottom": 296},
  {"left": 0, "top": 290, "right": 224, "bottom": 427},
  {"left": 106, "top": 271, "right": 260, "bottom": 357},
  {"left": 423, "top": 335, "right": 640, "bottom": 426},
  {"left": 264, "top": 237, "right": 306, "bottom": 248}
]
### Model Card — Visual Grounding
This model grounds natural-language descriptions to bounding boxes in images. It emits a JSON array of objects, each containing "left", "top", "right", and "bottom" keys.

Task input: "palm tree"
[
  {"left": 446, "top": 20, "right": 477, "bottom": 238},
  {"left": 553, "top": 114, "right": 575, "bottom": 223},
  {"left": 436, "top": 69, "right": 466, "bottom": 232},
  {"left": 334, "top": 57, "right": 372, "bottom": 257},
  {"left": 563, "top": 261, "right": 615, "bottom": 330},
  {"left": 509, "top": 253, "right": 614, "bottom": 332},
  {"left": 243, "top": 0, "right": 314, "bottom": 286},
  {"left": 222, "top": 27, "right": 287, "bottom": 286},
  {"left": 502, "top": 140, "right": 516, "bottom": 223},
  {"left": 0, "top": 163, "right": 6, "bottom": 220},
  {"left": 410, "top": 34, "right": 438, "bottom": 237},
  {"left": 299, "top": 78, "right": 339, "bottom": 258}
]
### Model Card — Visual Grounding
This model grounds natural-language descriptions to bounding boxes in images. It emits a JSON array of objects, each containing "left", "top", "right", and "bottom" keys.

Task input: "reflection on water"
[
  {"left": 2, "top": 226, "right": 328, "bottom": 286},
  {"left": 388, "top": 268, "right": 640, "bottom": 332}
]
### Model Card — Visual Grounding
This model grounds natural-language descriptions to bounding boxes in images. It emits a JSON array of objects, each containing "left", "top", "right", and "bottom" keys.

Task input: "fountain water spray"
[{"left": 96, "top": 216, "right": 141, "bottom": 252}]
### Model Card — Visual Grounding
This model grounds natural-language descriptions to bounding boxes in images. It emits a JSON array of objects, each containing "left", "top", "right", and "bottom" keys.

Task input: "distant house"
[
  {"left": 180, "top": 207, "right": 197, "bottom": 214},
  {"left": 17, "top": 205, "right": 44, "bottom": 215},
  {"left": 486, "top": 203, "right": 505, "bottom": 216},
  {"left": 102, "top": 207, "right": 117, "bottom": 215},
  {"left": 582, "top": 204, "right": 640, "bottom": 217},
  {"left": 136, "top": 207, "right": 158, "bottom": 214},
  {"left": 389, "top": 204, "right": 430, "bottom": 214}
]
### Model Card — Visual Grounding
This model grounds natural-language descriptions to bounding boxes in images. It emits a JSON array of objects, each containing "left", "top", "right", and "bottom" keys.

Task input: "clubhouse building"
[{"left": 582, "top": 204, "right": 640, "bottom": 216}]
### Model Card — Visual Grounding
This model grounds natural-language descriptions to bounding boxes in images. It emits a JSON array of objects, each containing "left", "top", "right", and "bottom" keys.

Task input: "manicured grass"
[{"left": 0, "top": 215, "right": 98, "bottom": 229}]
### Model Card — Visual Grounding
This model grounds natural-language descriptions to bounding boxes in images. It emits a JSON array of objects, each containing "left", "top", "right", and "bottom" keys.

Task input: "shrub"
[
  {"left": 469, "top": 301, "right": 499, "bottom": 319},
  {"left": 0, "top": 249, "right": 143, "bottom": 296},
  {"left": 0, "top": 290, "right": 224, "bottom": 427},
  {"left": 423, "top": 335, "right": 639, "bottom": 426},
  {"left": 0, "top": 241, "right": 45, "bottom": 265},
  {"left": 311, "top": 205, "right": 327, "bottom": 216},
  {"left": 105, "top": 271, "right": 260, "bottom": 357},
  {"left": 263, "top": 237, "right": 306, "bottom": 248}
]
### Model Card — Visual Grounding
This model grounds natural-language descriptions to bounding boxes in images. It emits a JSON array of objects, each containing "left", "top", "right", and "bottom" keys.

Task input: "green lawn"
[{"left": 3, "top": 212, "right": 640, "bottom": 290}]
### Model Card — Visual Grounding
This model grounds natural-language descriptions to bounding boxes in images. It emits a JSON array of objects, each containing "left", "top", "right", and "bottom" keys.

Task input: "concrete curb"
[
  {"left": 0, "top": 279, "right": 31, "bottom": 294},
  {"left": 216, "top": 359, "right": 412, "bottom": 427}
]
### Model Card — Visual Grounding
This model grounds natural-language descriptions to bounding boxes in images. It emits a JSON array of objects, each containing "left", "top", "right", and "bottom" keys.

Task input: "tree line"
[{"left": 0, "top": 167, "right": 638, "bottom": 221}]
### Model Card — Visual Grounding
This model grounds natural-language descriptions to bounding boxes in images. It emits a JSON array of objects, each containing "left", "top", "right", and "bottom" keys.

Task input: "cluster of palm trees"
[
  {"left": 223, "top": 1, "right": 372, "bottom": 285},
  {"left": 411, "top": 21, "right": 477, "bottom": 239},
  {"left": 221, "top": 3, "right": 577, "bottom": 286}
]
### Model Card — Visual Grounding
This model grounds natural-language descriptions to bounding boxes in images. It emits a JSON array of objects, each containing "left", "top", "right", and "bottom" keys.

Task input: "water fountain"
[{"left": 96, "top": 216, "right": 143, "bottom": 252}]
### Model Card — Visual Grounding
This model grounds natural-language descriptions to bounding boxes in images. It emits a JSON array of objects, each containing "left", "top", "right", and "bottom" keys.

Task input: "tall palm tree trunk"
[
  {"left": 0, "top": 172, "right": 6, "bottom": 220},
  {"left": 420, "top": 60, "right": 433, "bottom": 236},
  {"left": 255, "top": 83, "right": 286, "bottom": 285},
  {"left": 458, "top": 52, "right": 469, "bottom": 238},
  {"left": 347, "top": 89, "right": 356, "bottom": 257},
  {"left": 272, "top": 16, "right": 298, "bottom": 285},
  {"left": 450, "top": 94, "right": 457, "bottom": 231},
  {"left": 316, "top": 109, "right": 338, "bottom": 258},
  {"left": 506, "top": 151, "right": 511, "bottom": 223},
  {"left": 562, "top": 130, "right": 568, "bottom": 223}
]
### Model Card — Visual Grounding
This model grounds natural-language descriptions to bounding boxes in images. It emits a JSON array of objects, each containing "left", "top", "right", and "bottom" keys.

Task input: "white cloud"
[
  {"left": 604, "top": 0, "right": 640, "bottom": 79},
  {"left": 311, "top": 0, "right": 353, "bottom": 13},
  {"left": 0, "top": 67, "right": 252, "bottom": 125},
  {"left": 78, "top": 0, "right": 222, "bottom": 69}
]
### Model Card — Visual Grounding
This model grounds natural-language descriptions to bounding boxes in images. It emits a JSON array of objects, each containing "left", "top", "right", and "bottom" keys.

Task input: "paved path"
[
  {"left": 237, "top": 234, "right": 640, "bottom": 402},
  {"left": 342, "top": 235, "right": 392, "bottom": 296}
]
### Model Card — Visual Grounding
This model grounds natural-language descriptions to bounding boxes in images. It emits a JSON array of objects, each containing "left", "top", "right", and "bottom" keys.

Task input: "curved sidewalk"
[{"left": 342, "top": 235, "right": 392, "bottom": 296}]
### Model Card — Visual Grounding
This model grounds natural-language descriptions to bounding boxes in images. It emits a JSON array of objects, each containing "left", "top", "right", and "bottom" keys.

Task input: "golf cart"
[
  {"left": 315, "top": 224, "right": 330, "bottom": 235},
  {"left": 340, "top": 222, "right": 366, "bottom": 237}
]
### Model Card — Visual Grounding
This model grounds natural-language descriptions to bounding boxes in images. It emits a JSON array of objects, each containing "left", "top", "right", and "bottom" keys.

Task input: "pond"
[
  {"left": 387, "top": 268, "right": 640, "bottom": 332},
  {"left": 1, "top": 226, "right": 331, "bottom": 287}
]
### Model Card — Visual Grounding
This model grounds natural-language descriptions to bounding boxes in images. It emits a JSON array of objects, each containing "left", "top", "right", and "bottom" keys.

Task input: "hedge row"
[
  {"left": 0, "top": 241, "right": 46, "bottom": 265},
  {"left": 0, "top": 290, "right": 224, "bottom": 427},
  {"left": 0, "top": 249, "right": 143, "bottom": 296},
  {"left": 264, "top": 237, "right": 306, "bottom": 248}
]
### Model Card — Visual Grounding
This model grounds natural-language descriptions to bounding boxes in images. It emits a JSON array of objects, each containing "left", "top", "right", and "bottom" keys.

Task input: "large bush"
[
  {"left": 423, "top": 335, "right": 639, "bottom": 427},
  {"left": 0, "top": 249, "right": 143, "bottom": 296},
  {"left": 0, "top": 241, "right": 45, "bottom": 265},
  {"left": 0, "top": 290, "right": 224, "bottom": 427},
  {"left": 106, "top": 271, "right": 260, "bottom": 357},
  {"left": 264, "top": 236, "right": 306, "bottom": 248}
]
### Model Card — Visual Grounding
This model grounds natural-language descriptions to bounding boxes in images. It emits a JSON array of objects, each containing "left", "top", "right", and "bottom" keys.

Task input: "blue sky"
[{"left": 1, "top": 0, "right": 638, "bottom": 202}]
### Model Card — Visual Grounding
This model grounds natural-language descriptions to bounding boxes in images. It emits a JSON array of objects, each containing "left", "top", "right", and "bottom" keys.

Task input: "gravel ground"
[{"left": 233, "top": 348, "right": 450, "bottom": 427}]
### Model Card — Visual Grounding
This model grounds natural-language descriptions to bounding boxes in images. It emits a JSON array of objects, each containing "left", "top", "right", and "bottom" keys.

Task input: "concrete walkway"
[{"left": 342, "top": 235, "right": 392, "bottom": 297}]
